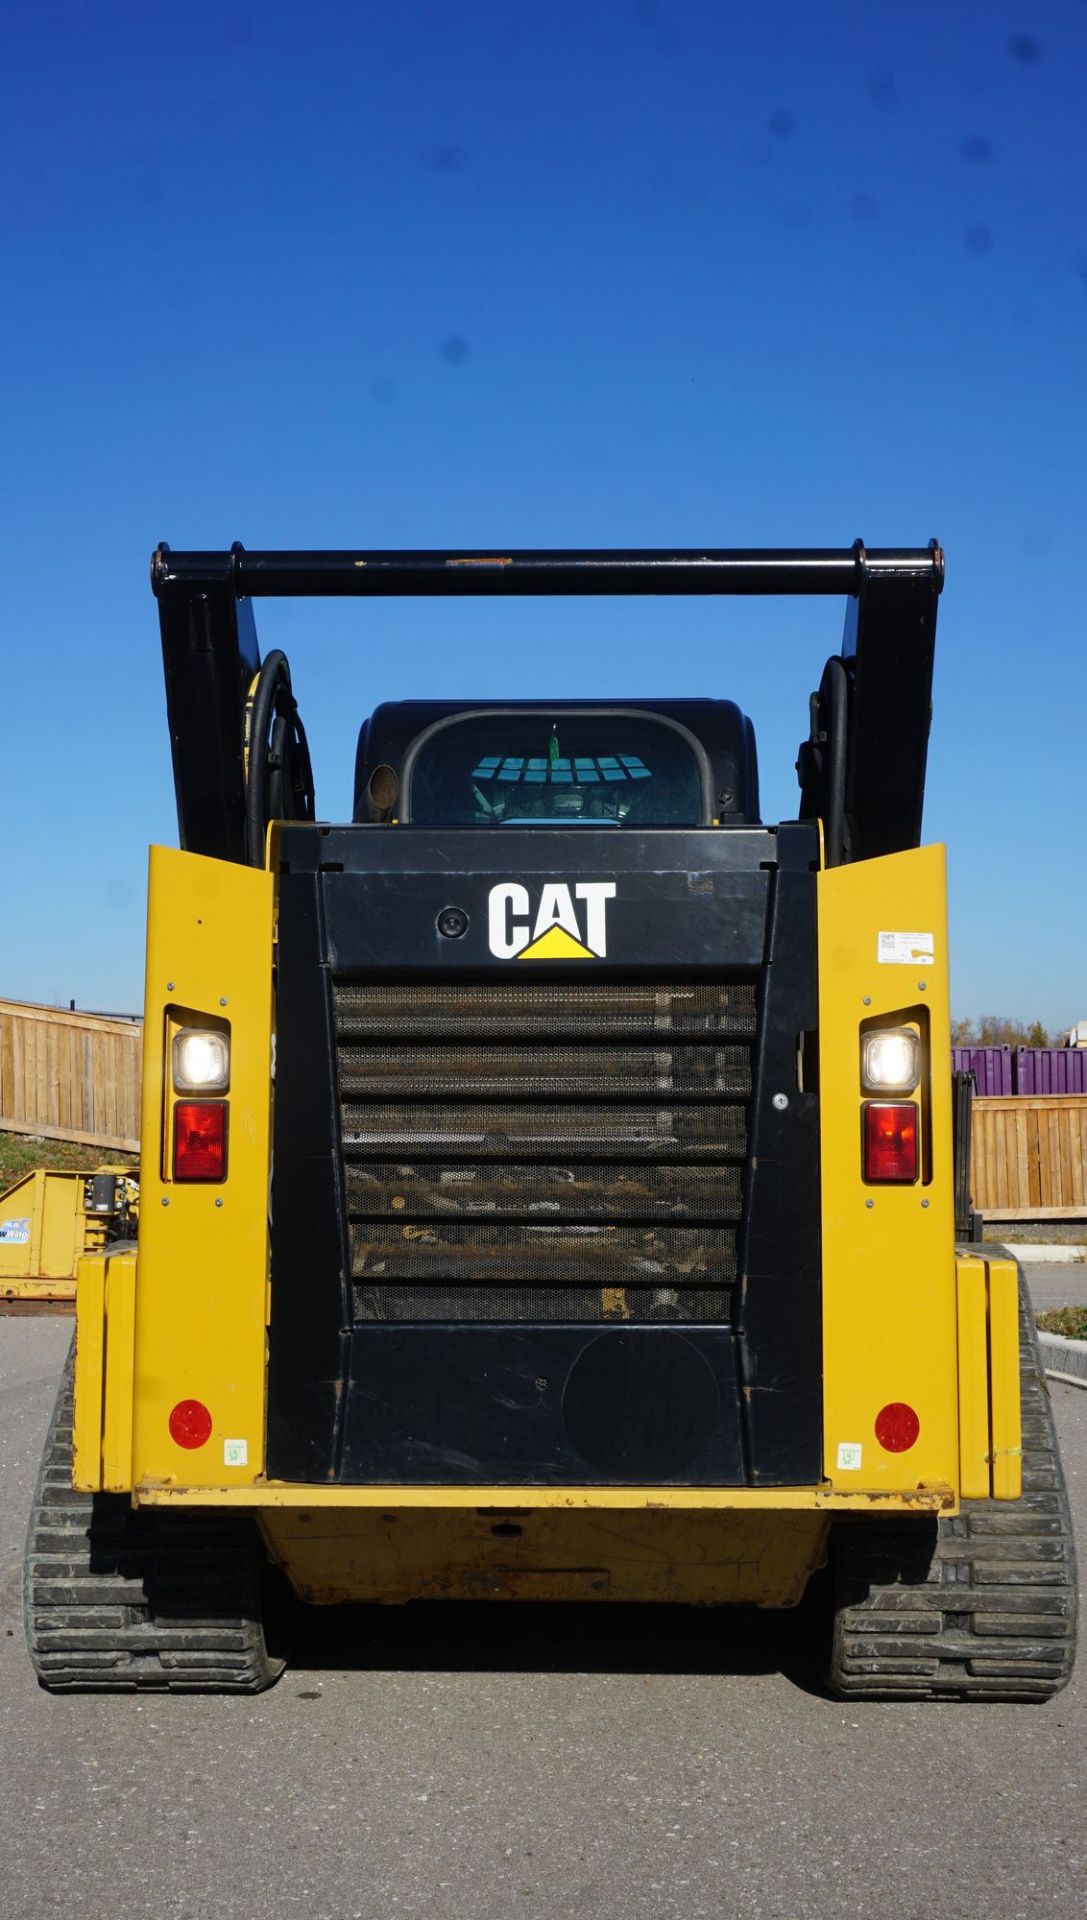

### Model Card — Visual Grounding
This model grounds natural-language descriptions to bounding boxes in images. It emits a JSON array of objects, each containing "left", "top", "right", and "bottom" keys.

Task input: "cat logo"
[{"left": 487, "top": 881, "right": 617, "bottom": 960}]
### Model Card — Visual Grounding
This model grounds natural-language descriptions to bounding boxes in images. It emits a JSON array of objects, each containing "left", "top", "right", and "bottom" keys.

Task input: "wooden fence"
[
  {"left": 0, "top": 999, "right": 142, "bottom": 1153},
  {"left": 972, "top": 1095, "right": 1087, "bottom": 1221},
  {"left": 1, "top": 998, "right": 1083, "bottom": 1214}
]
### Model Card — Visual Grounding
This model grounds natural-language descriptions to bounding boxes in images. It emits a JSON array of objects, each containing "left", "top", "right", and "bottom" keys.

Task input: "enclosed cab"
[{"left": 25, "top": 544, "right": 1077, "bottom": 1698}]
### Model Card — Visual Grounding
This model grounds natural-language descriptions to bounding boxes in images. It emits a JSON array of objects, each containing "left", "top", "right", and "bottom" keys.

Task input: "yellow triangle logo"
[{"left": 517, "top": 924, "right": 595, "bottom": 961}]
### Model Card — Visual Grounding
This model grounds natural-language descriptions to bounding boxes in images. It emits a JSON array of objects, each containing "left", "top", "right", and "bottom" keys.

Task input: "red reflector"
[
  {"left": 173, "top": 1100, "right": 228, "bottom": 1180},
  {"left": 169, "top": 1399, "right": 213, "bottom": 1449},
  {"left": 863, "top": 1101, "right": 918, "bottom": 1182},
  {"left": 875, "top": 1401, "right": 921, "bottom": 1453}
]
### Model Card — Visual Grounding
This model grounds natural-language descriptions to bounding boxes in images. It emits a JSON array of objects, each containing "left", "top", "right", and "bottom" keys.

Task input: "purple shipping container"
[
  {"left": 951, "top": 1045, "right": 1013, "bottom": 1095},
  {"left": 1015, "top": 1048, "right": 1087, "bottom": 1095}
]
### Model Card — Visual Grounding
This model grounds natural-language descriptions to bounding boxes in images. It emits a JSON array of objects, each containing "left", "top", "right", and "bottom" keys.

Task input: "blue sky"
[{"left": 2, "top": 1, "right": 1085, "bottom": 1028}]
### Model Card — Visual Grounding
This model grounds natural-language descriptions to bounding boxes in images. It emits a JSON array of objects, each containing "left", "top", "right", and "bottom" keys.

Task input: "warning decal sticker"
[{"left": 877, "top": 931, "right": 934, "bottom": 966}]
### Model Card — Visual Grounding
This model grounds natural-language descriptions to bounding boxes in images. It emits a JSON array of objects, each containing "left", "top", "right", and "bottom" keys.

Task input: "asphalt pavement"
[
  {"left": 1016, "top": 1259, "right": 1087, "bottom": 1315},
  {"left": 0, "top": 1286, "right": 1082, "bottom": 1920}
]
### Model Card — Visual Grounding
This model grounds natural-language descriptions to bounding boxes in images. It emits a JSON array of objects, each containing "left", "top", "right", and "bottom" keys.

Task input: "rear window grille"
[{"left": 332, "top": 979, "right": 753, "bottom": 1325}]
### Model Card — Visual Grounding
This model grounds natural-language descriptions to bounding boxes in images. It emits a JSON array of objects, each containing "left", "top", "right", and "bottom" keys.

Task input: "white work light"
[
  {"left": 173, "top": 1029, "right": 230, "bottom": 1093},
  {"left": 861, "top": 1027, "right": 920, "bottom": 1095}
]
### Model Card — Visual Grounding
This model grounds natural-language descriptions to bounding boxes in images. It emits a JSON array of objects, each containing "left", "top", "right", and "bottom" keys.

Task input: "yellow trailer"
[{"left": 0, "top": 1168, "right": 138, "bottom": 1307}]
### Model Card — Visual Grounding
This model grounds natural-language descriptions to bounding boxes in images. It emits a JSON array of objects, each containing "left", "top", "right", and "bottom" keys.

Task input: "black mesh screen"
[
  {"left": 345, "top": 1161, "right": 743, "bottom": 1220},
  {"left": 350, "top": 1221, "right": 736, "bottom": 1284},
  {"left": 341, "top": 1102, "right": 746, "bottom": 1158},
  {"left": 337, "top": 1043, "right": 751, "bottom": 1099},
  {"left": 334, "top": 980, "right": 756, "bottom": 1039},
  {"left": 332, "top": 979, "right": 753, "bottom": 1325},
  {"left": 354, "top": 1284, "right": 733, "bottom": 1324}
]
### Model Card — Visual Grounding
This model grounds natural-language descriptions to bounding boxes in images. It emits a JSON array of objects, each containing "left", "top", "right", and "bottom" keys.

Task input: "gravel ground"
[
  {"left": 0, "top": 1311, "right": 1082, "bottom": 1920},
  {"left": 987, "top": 1222, "right": 1087, "bottom": 1247}
]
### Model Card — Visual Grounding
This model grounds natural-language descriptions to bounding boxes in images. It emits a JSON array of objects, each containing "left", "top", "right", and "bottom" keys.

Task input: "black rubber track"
[
  {"left": 828, "top": 1270, "right": 1078, "bottom": 1701},
  {"left": 24, "top": 1345, "right": 283, "bottom": 1692}
]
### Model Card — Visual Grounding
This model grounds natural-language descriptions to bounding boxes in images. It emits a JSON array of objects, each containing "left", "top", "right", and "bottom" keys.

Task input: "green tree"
[
  {"left": 976, "top": 1014, "right": 1010, "bottom": 1045},
  {"left": 959, "top": 1015, "right": 1051, "bottom": 1048}
]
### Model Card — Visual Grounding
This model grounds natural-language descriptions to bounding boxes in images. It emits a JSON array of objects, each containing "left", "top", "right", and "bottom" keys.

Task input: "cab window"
[{"left": 408, "top": 715, "right": 704, "bottom": 825}]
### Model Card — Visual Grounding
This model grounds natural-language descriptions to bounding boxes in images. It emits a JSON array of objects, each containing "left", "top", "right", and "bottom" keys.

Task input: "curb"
[
  {"left": 1038, "top": 1330, "right": 1087, "bottom": 1388},
  {"left": 999, "top": 1244, "right": 1087, "bottom": 1263}
]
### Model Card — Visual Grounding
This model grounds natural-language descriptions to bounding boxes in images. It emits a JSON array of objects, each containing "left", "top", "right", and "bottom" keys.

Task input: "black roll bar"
[
  {"left": 152, "top": 539, "right": 943, "bottom": 869},
  {"left": 152, "top": 542, "right": 942, "bottom": 600}
]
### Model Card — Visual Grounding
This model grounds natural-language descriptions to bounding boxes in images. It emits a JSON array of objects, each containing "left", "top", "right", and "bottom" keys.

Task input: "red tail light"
[
  {"left": 173, "top": 1100, "right": 228, "bottom": 1180},
  {"left": 863, "top": 1101, "right": 917, "bottom": 1182}
]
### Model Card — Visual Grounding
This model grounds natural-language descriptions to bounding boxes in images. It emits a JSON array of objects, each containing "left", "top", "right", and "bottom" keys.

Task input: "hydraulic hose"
[{"left": 244, "top": 651, "right": 315, "bottom": 867}]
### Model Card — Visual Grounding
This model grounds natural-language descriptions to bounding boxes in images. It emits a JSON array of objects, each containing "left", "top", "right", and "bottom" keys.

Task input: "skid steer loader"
[{"left": 24, "top": 540, "right": 1077, "bottom": 1697}]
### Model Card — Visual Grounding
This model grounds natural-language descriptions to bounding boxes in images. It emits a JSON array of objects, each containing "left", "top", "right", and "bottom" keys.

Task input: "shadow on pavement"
[{"left": 269, "top": 1579, "right": 833, "bottom": 1698}]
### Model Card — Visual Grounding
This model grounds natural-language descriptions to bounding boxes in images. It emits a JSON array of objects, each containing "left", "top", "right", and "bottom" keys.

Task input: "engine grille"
[{"left": 332, "top": 979, "right": 754, "bottom": 1325}]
